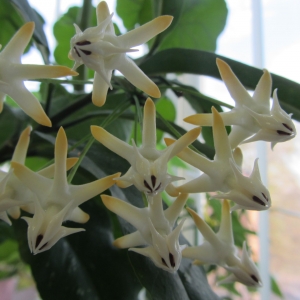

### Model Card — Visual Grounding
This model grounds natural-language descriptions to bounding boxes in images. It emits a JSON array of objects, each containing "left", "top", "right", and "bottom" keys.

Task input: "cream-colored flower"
[
  {"left": 102, "top": 193, "right": 188, "bottom": 273},
  {"left": 91, "top": 98, "right": 200, "bottom": 196},
  {"left": 184, "top": 58, "right": 296, "bottom": 149},
  {"left": 165, "top": 107, "right": 271, "bottom": 211},
  {"left": 0, "top": 126, "right": 78, "bottom": 225},
  {"left": 11, "top": 127, "right": 120, "bottom": 254},
  {"left": 69, "top": 1, "right": 173, "bottom": 106},
  {"left": 183, "top": 200, "right": 262, "bottom": 287},
  {"left": 0, "top": 22, "right": 78, "bottom": 127}
]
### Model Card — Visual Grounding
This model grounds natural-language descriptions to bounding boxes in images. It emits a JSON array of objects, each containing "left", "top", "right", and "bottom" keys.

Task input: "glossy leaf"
[
  {"left": 116, "top": 0, "right": 153, "bottom": 31},
  {"left": 0, "top": 106, "right": 20, "bottom": 149},
  {"left": 158, "top": 0, "right": 228, "bottom": 51}
]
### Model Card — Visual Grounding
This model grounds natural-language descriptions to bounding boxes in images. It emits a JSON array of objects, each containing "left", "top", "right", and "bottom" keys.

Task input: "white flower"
[
  {"left": 165, "top": 107, "right": 271, "bottom": 211},
  {"left": 0, "top": 126, "right": 78, "bottom": 225},
  {"left": 184, "top": 58, "right": 296, "bottom": 149},
  {"left": 69, "top": 1, "right": 173, "bottom": 106},
  {"left": 11, "top": 127, "right": 120, "bottom": 254},
  {"left": 0, "top": 22, "right": 78, "bottom": 127},
  {"left": 101, "top": 193, "right": 188, "bottom": 272},
  {"left": 91, "top": 98, "right": 200, "bottom": 196},
  {"left": 183, "top": 200, "right": 262, "bottom": 287}
]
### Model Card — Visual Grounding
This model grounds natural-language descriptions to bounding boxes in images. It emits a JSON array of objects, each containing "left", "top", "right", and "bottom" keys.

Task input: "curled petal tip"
[
  {"left": 146, "top": 84, "right": 161, "bottom": 98},
  {"left": 183, "top": 114, "right": 200, "bottom": 125},
  {"left": 101, "top": 194, "right": 113, "bottom": 209},
  {"left": 66, "top": 157, "right": 79, "bottom": 170},
  {"left": 48, "top": 66, "right": 79, "bottom": 77},
  {"left": 92, "top": 94, "right": 106, "bottom": 107},
  {"left": 36, "top": 114, "right": 52, "bottom": 127},
  {"left": 113, "top": 239, "right": 122, "bottom": 248},
  {"left": 216, "top": 58, "right": 228, "bottom": 69},
  {"left": 164, "top": 137, "right": 175, "bottom": 147},
  {"left": 189, "top": 127, "right": 201, "bottom": 139},
  {"left": 22, "top": 21, "right": 35, "bottom": 34}
]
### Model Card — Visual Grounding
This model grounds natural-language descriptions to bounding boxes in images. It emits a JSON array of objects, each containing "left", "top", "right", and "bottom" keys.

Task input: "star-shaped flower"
[
  {"left": 184, "top": 58, "right": 296, "bottom": 149},
  {"left": 11, "top": 127, "right": 120, "bottom": 254},
  {"left": 183, "top": 200, "right": 262, "bottom": 287},
  {"left": 101, "top": 193, "right": 188, "bottom": 272},
  {"left": 69, "top": 1, "right": 173, "bottom": 106},
  {"left": 91, "top": 98, "right": 200, "bottom": 196},
  {"left": 0, "top": 126, "right": 78, "bottom": 225},
  {"left": 0, "top": 22, "right": 78, "bottom": 127},
  {"left": 165, "top": 107, "right": 271, "bottom": 211}
]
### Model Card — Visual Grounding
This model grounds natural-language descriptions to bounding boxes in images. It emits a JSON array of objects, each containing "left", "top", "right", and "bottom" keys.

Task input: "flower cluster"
[{"left": 0, "top": 0, "right": 297, "bottom": 293}]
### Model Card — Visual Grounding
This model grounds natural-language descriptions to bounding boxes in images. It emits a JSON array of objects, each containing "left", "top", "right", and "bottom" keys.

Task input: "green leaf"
[
  {"left": 271, "top": 276, "right": 284, "bottom": 298},
  {"left": 0, "top": 1, "right": 26, "bottom": 50},
  {"left": 158, "top": 0, "right": 228, "bottom": 51},
  {"left": 140, "top": 49, "right": 300, "bottom": 121},
  {"left": 0, "top": 106, "right": 20, "bottom": 150},
  {"left": 116, "top": 0, "right": 153, "bottom": 31},
  {"left": 9, "top": 0, "right": 48, "bottom": 46},
  {"left": 155, "top": 97, "right": 176, "bottom": 142}
]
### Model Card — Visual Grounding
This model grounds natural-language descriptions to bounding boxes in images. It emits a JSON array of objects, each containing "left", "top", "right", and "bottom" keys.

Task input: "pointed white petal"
[
  {"left": 11, "top": 162, "right": 51, "bottom": 200},
  {"left": 216, "top": 58, "right": 253, "bottom": 106},
  {"left": 164, "top": 137, "right": 213, "bottom": 175},
  {"left": 113, "top": 231, "right": 145, "bottom": 248},
  {"left": 71, "top": 173, "right": 119, "bottom": 206},
  {"left": 1, "top": 22, "right": 34, "bottom": 62},
  {"left": 217, "top": 200, "right": 234, "bottom": 245},
  {"left": 5, "top": 82, "right": 51, "bottom": 127},
  {"left": 92, "top": 71, "right": 112, "bottom": 107},
  {"left": 186, "top": 207, "right": 222, "bottom": 249},
  {"left": 212, "top": 107, "right": 233, "bottom": 162},
  {"left": 96, "top": 1, "right": 115, "bottom": 34},
  {"left": 142, "top": 98, "right": 157, "bottom": 149},
  {"left": 91, "top": 126, "right": 133, "bottom": 162},
  {"left": 13, "top": 64, "right": 78, "bottom": 79},
  {"left": 117, "top": 55, "right": 160, "bottom": 98},
  {"left": 0, "top": 211, "right": 11, "bottom": 225},
  {"left": 101, "top": 194, "right": 144, "bottom": 230},
  {"left": 37, "top": 157, "right": 78, "bottom": 178},
  {"left": 11, "top": 126, "right": 32, "bottom": 164},
  {"left": 52, "top": 127, "right": 68, "bottom": 194},
  {"left": 252, "top": 69, "right": 271, "bottom": 107},
  {"left": 167, "top": 127, "right": 201, "bottom": 160},
  {"left": 118, "top": 15, "right": 173, "bottom": 48},
  {"left": 164, "top": 193, "right": 188, "bottom": 226}
]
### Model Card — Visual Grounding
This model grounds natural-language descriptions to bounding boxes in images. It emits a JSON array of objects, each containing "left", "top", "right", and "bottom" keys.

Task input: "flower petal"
[
  {"left": 113, "top": 231, "right": 145, "bottom": 249},
  {"left": 91, "top": 126, "right": 133, "bottom": 162},
  {"left": 101, "top": 194, "right": 144, "bottom": 230},
  {"left": 117, "top": 55, "right": 160, "bottom": 98},
  {"left": 92, "top": 71, "right": 112, "bottom": 107},
  {"left": 142, "top": 98, "right": 157, "bottom": 149},
  {"left": 1, "top": 22, "right": 34, "bottom": 62},
  {"left": 13, "top": 64, "right": 78, "bottom": 79},
  {"left": 216, "top": 58, "right": 253, "bottom": 106},
  {"left": 11, "top": 126, "right": 32, "bottom": 164},
  {"left": 6, "top": 82, "right": 51, "bottom": 126},
  {"left": 71, "top": 173, "right": 120, "bottom": 206},
  {"left": 118, "top": 15, "right": 173, "bottom": 48}
]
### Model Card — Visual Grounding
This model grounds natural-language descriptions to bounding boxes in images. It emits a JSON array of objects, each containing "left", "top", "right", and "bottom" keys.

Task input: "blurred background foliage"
[{"left": 0, "top": 0, "right": 295, "bottom": 298}]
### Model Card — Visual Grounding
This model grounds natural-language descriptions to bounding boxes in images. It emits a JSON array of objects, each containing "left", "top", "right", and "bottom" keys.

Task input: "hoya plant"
[{"left": 0, "top": 0, "right": 297, "bottom": 299}]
